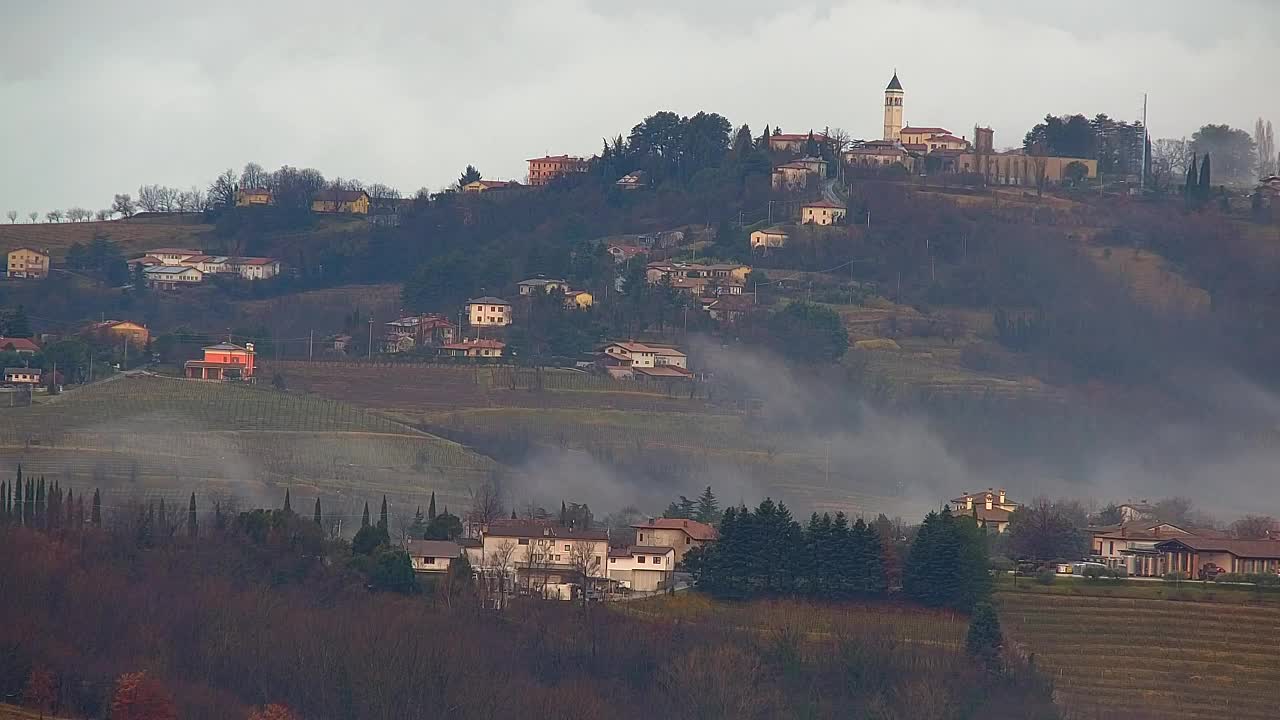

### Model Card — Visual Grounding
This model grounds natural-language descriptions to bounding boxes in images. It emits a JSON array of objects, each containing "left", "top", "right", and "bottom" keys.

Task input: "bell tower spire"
[{"left": 883, "top": 70, "right": 904, "bottom": 142}]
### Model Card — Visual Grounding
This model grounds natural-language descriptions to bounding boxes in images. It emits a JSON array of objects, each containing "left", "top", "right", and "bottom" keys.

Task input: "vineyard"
[
  {"left": 999, "top": 590, "right": 1280, "bottom": 720},
  {"left": 0, "top": 375, "right": 496, "bottom": 509},
  {"left": 0, "top": 216, "right": 212, "bottom": 259}
]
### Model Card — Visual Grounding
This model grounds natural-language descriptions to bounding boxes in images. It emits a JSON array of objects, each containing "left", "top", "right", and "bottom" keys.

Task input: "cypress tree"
[
  {"left": 1184, "top": 154, "right": 1198, "bottom": 197},
  {"left": 35, "top": 477, "right": 45, "bottom": 529},
  {"left": 378, "top": 495, "right": 389, "bottom": 531},
  {"left": 214, "top": 501, "right": 225, "bottom": 531},
  {"left": 1198, "top": 152, "right": 1211, "bottom": 191},
  {"left": 559, "top": 501, "right": 567, "bottom": 526},
  {"left": 188, "top": 492, "right": 197, "bottom": 539},
  {"left": 314, "top": 497, "right": 323, "bottom": 527},
  {"left": 510, "top": 509, "right": 517, "bottom": 520},
  {"left": 427, "top": 491, "right": 437, "bottom": 520},
  {"left": 64, "top": 488, "right": 74, "bottom": 530},
  {"left": 91, "top": 488, "right": 102, "bottom": 526},
  {"left": 283, "top": 488, "right": 292, "bottom": 514},
  {"left": 0, "top": 481, "right": 6, "bottom": 523},
  {"left": 966, "top": 601, "right": 1003, "bottom": 669},
  {"left": 75, "top": 495, "right": 85, "bottom": 528},
  {"left": 361, "top": 502, "right": 371, "bottom": 530}
]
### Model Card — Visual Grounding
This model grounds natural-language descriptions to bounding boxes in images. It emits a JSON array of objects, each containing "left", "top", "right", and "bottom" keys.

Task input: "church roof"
[{"left": 886, "top": 72, "right": 903, "bottom": 91}]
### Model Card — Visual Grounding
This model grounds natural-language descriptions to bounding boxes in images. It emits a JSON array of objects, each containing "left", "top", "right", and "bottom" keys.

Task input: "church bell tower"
[{"left": 883, "top": 70, "right": 904, "bottom": 141}]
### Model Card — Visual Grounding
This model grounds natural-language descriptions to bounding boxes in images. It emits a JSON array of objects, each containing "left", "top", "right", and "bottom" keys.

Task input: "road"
[{"left": 822, "top": 177, "right": 845, "bottom": 206}]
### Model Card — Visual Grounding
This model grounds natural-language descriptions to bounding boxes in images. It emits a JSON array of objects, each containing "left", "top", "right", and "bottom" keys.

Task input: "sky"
[{"left": 1, "top": 0, "right": 1276, "bottom": 214}]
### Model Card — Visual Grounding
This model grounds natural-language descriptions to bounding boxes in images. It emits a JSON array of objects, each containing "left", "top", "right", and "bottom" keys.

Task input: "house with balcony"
[
  {"left": 471, "top": 521, "right": 611, "bottom": 601},
  {"left": 184, "top": 342, "right": 255, "bottom": 381},
  {"left": 6, "top": 247, "right": 50, "bottom": 279},
  {"left": 526, "top": 155, "right": 588, "bottom": 186},
  {"left": 465, "top": 297, "right": 512, "bottom": 328}
]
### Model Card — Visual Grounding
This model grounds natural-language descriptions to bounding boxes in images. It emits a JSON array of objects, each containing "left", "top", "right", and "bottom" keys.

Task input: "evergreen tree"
[
  {"left": 694, "top": 486, "right": 720, "bottom": 525},
  {"left": 427, "top": 491, "right": 437, "bottom": 520},
  {"left": 214, "top": 501, "right": 225, "bottom": 531},
  {"left": 966, "top": 601, "right": 1003, "bottom": 669},
  {"left": 378, "top": 495, "right": 389, "bottom": 532},
  {"left": 559, "top": 500, "right": 567, "bottom": 526},
  {"left": 35, "top": 477, "right": 45, "bottom": 530},
  {"left": 361, "top": 502, "right": 371, "bottom": 530},
  {"left": 91, "top": 488, "right": 102, "bottom": 526},
  {"left": 75, "top": 495, "right": 85, "bottom": 528},
  {"left": 64, "top": 487, "right": 74, "bottom": 530},
  {"left": 408, "top": 506, "right": 428, "bottom": 539},
  {"left": 1198, "top": 153, "right": 1212, "bottom": 192},
  {"left": 314, "top": 497, "right": 323, "bottom": 527},
  {"left": 510, "top": 509, "right": 518, "bottom": 520},
  {"left": 758, "top": 124, "right": 771, "bottom": 149},
  {"left": 903, "top": 508, "right": 989, "bottom": 611},
  {"left": 1184, "top": 154, "right": 1198, "bottom": 197},
  {"left": 283, "top": 489, "right": 292, "bottom": 514},
  {"left": 6, "top": 305, "right": 32, "bottom": 338},
  {"left": 425, "top": 511, "right": 464, "bottom": 541},
  {"left": 188, "top": 493, "right": 197, "bottom": 539},
  {"left": 0, "top": 481, "right": 6, "bottom": 523}
]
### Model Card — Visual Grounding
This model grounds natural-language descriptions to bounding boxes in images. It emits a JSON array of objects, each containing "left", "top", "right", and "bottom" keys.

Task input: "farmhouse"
[
  {"left": 439, "top": 339, "right": 506, "bottom": 358},
  {"left": 311, "top": 189, "right": 370, "bottom": 215},
  {"left": 801, "top": 200, "right": 847, "bottom": 225},
  {"left": 843, "top": 140, "right": 911, "bottom": 169},
  {"left": 3, "top": 367, "right": 41, "bottom": 385},
  {"left": 405, "top": 540, "right": 463, "bottom": 574},
  {"left": 771, "top": 160, "right": 825, "bottom": 190},
  {"left": 184, "top": 342, "right": 256, "bottom": 381},
  {"left": 383, "top": 314, "right": 456, "bottom": 352},
  {"left": 768, "top": 132, "right": 828, "bottom": 153},
  {"left": 235, "top": 188, "right": 273, "bottom": 206},
  {"left": 948, "top": 488, "right": 1019, "bottom": 533},
  {"left": 465, "top": 297, "right": 512, "bottom": 327},
  {"left": 6, "top": 247, "right": 50, "bottom": 279},
  {"left": 0, "top": 337, "right": 40, "bottom": 354},
  {"left": 1155, "top": 537, "right": 1280, "bottom": 577},
  {"left": 517, "top": 277, "right": 568, "bottom": 296},
  {"left": 750, "top": 226, "right": 789, "bottom": 249},
  {"left": 645, "top": 261, "right": 751, "bottom": 285},
  {"left": 143, "top": 265, "right": 204, "bottom": 289},
  {"left": 471, "top": 521, "right": 611, "bottom": 601},
  {"left": 462, "top": 179, "right": 522, "bottom": 193},
  {"left": 607, "top": 546, "right": 676, "bottom": 592},
  {"left": 706, "top": 294, "right": 754, "bottom": 324},
  {"left": 631, "top": 518, "right": 718, "bottom": 565}
]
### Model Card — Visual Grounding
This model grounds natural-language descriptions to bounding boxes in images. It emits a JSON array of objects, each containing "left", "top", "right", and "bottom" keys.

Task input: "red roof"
[
  {"left": 770, "top": 133, "right": 829, "bottom": 143},
  {"left": 0, "top": 337, "right": 40, "bottom": 353},
  {"left": 228, "top": 257, "right": 277, "bottom": 266},
  {"left": 1155, "top": 537, "right": 1280, "bottom": 560},
  {"left": 929, "top": 134, "right": 967, "bottom": 144},
  {"left": 441, "top": 339, "right": 505, "bottom": 350},
  {"left": 314, "top": 189, "right": 369, "bottom": 202},
  {"left": 803, "top": 199, "right": 845, "bottom": 209},
  {"left": 485, "top": 522, "right": 608, "bottom": 541},
  {"left": 632, "top": 518, "right": 718, "bottom": 541},
  {"left": 901, "top": 126, "right": 951, "bottom": 134},
  {"left": 527, "top": 155, "right": 586, "bottom": 163}
]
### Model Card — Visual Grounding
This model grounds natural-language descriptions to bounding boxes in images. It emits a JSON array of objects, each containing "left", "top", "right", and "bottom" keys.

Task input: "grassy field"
[
  {"left": 1086, "top": 245, "right": 1210, "bottom": 317},
  {"left": 998, "top": 588, "right": 1280, "bottom": 720},
  {"left": 0, "top": 375, "right": 495, "bottom": 510},
  {"left": 0, "top": 216, "right": 212, "bottom": 260}
]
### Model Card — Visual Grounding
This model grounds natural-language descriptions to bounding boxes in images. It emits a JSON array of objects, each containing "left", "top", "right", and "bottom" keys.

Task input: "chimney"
[
  {"left": 985, "top": 496, "right": 993, "bottom": 511},
  {"left": 998, "top": 489, "right": 1006, "bottom": 505},
  {"left": 682, "top": 520, "right": 688, "bottom": 527}
]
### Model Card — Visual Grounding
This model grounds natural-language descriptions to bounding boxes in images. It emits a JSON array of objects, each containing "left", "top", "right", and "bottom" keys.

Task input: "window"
[
  {"left": 564, "top": 544, "right": 571, "bottom": 551},
  {"left": 654, "top": 557, "right": 663, "bottom": 564},
  {"left": 610, "top": 557, "right": 616, "bottom": 564},
  {"left": 554, "top": 554, "right": 561, "bottom": 562},
  {"left": 423, "top": 557, "right": 435, "bottom": 564},
  {"left": 518, "top": 538, "right": 529, "bottom": 545},
  {"left": 637, "top": 556, "right": 646, "bottom": 564},
  {"left": 685, "top": 536, "right": 690, "bottom": 545},
  {"left": 638, "top": 533, "right": 644, "bottom": 542}
]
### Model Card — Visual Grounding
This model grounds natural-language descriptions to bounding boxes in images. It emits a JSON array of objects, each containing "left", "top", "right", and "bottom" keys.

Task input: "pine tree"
[
  {"left": 695, "top": 486, "right": 720, "bottom": 525},
  {"left": 75, "top": 495, "right": 85, "bottom": 528},
  {"left": 966, "top": 601, "right": 1003, "bottom": 669},
  {"left": 188, "top": 493, "right": 197, "bottom": 539},
  {"left": 510, "top": 509, "right": 518, "bottom": 520},
  {"left": 91, "top": 488, "right": 102, "bottom": 526},
  {"left": 758, "top": 124, "right": 771, "bottom": 149},
  {"left": 427, "top": 491, "right": 437, "bottom": 520},
  {"left": 378, "top": 495, "right": 389, "bottom": 532},
  {"left": 64, "top": 488, "right": 74, "bottom": 530},
  {"left": 361, "top": 502, "right": 371, "bottom": 529},
  {"left": 1184, "top": 154, "right": 1198, "bottom": 198},
  {"left": 559, "top": 501, "right": 567, "bottom": 526},
  {"left": 283, "top": 489, "right": 292, "bottom": 514},
  {"left": 314, "top": 497, "right": 323, "bottom": 527},
  {"left": 1198, "top": 152, "right": 1211, "bottom": 192},
  {"left": 35, "top": 477, "right": 46, "bottom": 530}
]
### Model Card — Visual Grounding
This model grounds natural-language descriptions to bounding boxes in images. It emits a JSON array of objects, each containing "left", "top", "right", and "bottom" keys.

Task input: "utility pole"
[
  {"left": 308, "top": 330, "right": 314, "bottom": 362},
  {"left": 367, "top": 319, "right": 373, "bottom": 360},
  {"left": 1140, "top": 92, "right": 1148, "bottom": 193}
]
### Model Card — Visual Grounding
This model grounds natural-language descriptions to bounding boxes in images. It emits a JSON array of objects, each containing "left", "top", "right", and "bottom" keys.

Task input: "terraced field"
[
  {"left": 999, "top": 591, "right": 1280, "bottom": 720},
  {"left": 0, "top": 375, "right": 495, "bottom": 511}
]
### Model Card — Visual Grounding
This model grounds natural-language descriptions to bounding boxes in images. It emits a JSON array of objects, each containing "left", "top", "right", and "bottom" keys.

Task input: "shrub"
[
  {"left": 1214, "top": 572, "right": 1245, "bottom": 584},
  {"left": 1111, "top": 566, "right": 1128, "bottom": 579},
  {"left": 1082, "top": 565, "right": 1107, "bottom": 580},
  {"left": 1162, "top": 571, "right": 1188, "bottom": 583},
  {"left": 1035, "top": 570, "right": 1056, "bottom": 586},
  {"left": 1244, "top": 573, "right": 1280, "bottom": 588}
]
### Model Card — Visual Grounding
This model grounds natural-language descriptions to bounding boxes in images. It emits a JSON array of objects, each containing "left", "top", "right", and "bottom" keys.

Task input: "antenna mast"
[{"left": 1140, "top": 93, "right": 1148, "bottom": 193}]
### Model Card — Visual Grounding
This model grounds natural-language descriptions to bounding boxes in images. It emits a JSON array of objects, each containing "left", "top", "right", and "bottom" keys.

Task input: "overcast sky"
[{"left": 2, "top": 0, "right": 1276, "bottom": 213}]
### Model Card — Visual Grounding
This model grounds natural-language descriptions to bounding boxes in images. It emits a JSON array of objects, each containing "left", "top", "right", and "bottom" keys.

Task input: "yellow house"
[
  {"left": 563, "top": 289, "right": 593, "bottom": 309},
  {"left": 801, "top": 200, "right": 846, "bottom": 225},
  {"left": 7, "top": 247, "right": 50, "bottom": 279},
  {"left": 466, "top": 296, "right": 512, "bottom": 327},
  {"left": 899, "top": 126, "right": 953, "bottom": 146},
  {"left": 311, "top": 190, "right": 370, "bottom": 214},
  {"left": 235, "top": 188, "right": 273, "bottom": 206},
  {"left": 462, "top": 179, "right": 521, "bottom": 193},
  {"left": 750, "top": 226, "right": 789, "bottom": 249},
  {"left": 86, "top": 320, "right": 150, "bottom": 348}
]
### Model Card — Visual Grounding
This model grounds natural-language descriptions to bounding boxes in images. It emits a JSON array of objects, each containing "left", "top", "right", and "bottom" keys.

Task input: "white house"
[
  {"left": 631, "top": 517, "right": 718, "bottom": 566},
  {"left": 1090, "top": 521, "right": 1204, "bottom": 577},
  {"left": 471, "top": 521, "right": 610, "bottom": 601},
  {"left": 3, "top": 367, "right": 42, "bottom": 385},
  {"left": 750, "top": 226, "right": 789, "bottom": 249},
  {"left": 601, "top": 341, "right": 657, "bottom": 368},
  {"left": 466, "top": 297, "right": 512, "bottom": 327},
  {"left": 145, "top": 248, "right": 203, "bottom": 264},
  {"left": 801, "top": 200, "right": 847, "bottom": 225},
  {"left": 143, "top": 265, "right": 204, "bottom": 288},
  {"left": 227, "top": 257, "right": 282, "bottom": 280},
  {"left": 405, "top": 539, "right": 463, "bottom": 573},
  {"left": 607, "top": 546, "right": 676, "bottom": 592}
]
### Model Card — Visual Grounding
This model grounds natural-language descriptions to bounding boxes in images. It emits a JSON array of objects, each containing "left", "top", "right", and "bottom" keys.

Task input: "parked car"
[{"left": 1072, "top": 561, "right": 1110, "bottom": 576}]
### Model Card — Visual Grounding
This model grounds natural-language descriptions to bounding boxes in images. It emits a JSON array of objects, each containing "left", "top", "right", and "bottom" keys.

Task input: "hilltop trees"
[
  {"left": 111, "top": 194, "right": 136, "bottom": 218},
  {"left": 457, "top": 165, "right": 482, "bottom": 188},
  {"left": 1191, "top": 124, "right": 1256, "bottom": 183},
  {"left": 1006, "top": 499, "right": 1086, "bottom": 562},
  {"left": 1024, "top": 114, "right": 1097, "bottom": 159},
  {"left": 110, "top": 672, "right": 177, "bottom": 720}
]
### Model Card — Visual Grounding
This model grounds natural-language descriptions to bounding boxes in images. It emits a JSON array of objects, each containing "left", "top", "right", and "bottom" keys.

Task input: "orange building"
[
  {"left": 526, "top": 155, "right": 588, "bottom": 186},
  {"left": 184, "top": 342, "right": 256, "bottom": 381}
]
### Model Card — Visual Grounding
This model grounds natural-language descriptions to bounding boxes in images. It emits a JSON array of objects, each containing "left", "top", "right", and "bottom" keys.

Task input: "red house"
[{"left": 184, "top": 342, "right": 256, "bottom": 381}]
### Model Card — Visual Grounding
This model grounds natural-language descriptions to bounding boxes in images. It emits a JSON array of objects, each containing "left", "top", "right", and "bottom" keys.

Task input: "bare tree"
[
  {"left": 482, "top": 540, "right": 518, "bottom": 610},
  {"left": 46, "top": 210, "right": 63, "bottom": 223},
  {"left": 158, "top": 186, "right": 179, "bottom": 212},
  {"left": 1231, "top": 515, "right": 1276, "bottom": 540},
  {"left": 467, "top": 477, "right": 504, "bottom": 532},
  {"left": 27, "top": 211, "right": 37, "bottom": 223},
  {"left": 524, "top": 536, "right": 557, "bottom": 599},
  {"left": 208, "top": 169, "right": 238, "bottom": 209},
  {"left": 185, "top": 186, "right": 208, "bottom": 213},
  {"left": 240, "top": 162, "right": 269, "bottom": 190},
  {"left": 95, "top": 209, "right": 110, "bottom": 222},
  {"left": 1151, "top": 138, "right": 1192, "bottom": 190},
  {"left": 111, "top": 194, "right": 136, "bottom": 218},
  {"left": 366, "top": 183, "right": 401, "bottom": 200},
  {"left": 5, "top": 210, "right": 15, "bottom": 223},
  {"left": 568, "top": 539, "right": 603, "bottom": 609}
]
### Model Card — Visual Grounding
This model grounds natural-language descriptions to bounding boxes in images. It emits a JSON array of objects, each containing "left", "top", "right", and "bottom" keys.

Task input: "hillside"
[
  {"left": 0, "top": 375, "right": 496, "bottom": 511},
  {"left": 999, "top": 589, "right": 1280, "bottom": 720},
  {"left": 0, "top": 216, "right": 212, "bottom": 259}
]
